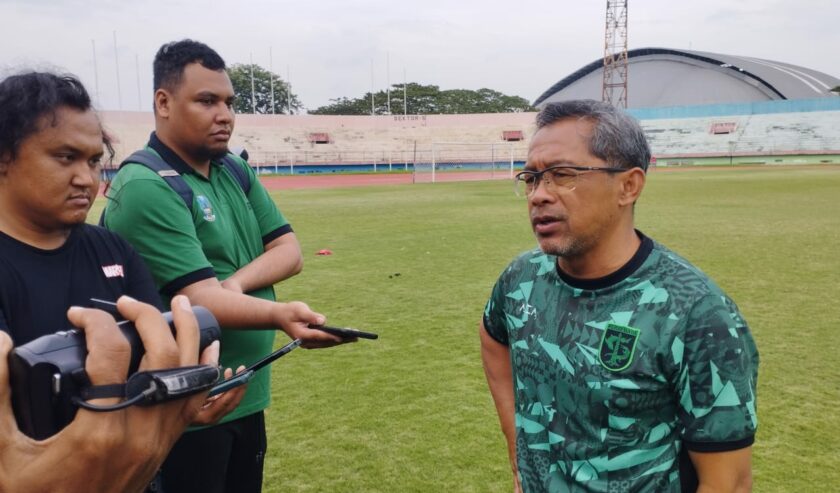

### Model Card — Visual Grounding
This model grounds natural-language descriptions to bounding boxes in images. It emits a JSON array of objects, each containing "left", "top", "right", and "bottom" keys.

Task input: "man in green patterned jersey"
[{"left": 481, "top": 100, "right": 758, "bottom": 493}]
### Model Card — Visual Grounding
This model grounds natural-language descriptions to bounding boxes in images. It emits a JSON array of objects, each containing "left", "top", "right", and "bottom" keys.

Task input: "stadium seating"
[
  {"left": 99, "top": 107, "right": 840, "bottom": 169},
  {"left": 641, "top": 110, "right": 840, "bottom": 158}
]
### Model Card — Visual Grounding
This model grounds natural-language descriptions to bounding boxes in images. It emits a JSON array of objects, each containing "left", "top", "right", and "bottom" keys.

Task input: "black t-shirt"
[{"left": 0, "top": 224, "right": 163, "bottom": 345}]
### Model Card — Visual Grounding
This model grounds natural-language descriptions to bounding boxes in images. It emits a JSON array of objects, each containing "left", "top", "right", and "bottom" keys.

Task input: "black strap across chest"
[{"left": 100, "top": 150, "right": 251, "bottom": 225}]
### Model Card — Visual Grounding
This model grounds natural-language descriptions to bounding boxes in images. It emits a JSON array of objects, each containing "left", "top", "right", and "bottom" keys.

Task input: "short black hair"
[
  {"left": 536, "top": 100, "right": 651, "bottom": 171},
  {"left": 153, "top": 39, "right": 226, "bottom": 92},
  {"left": 0, "top": 71, "right": 112, "bottom": 163}
]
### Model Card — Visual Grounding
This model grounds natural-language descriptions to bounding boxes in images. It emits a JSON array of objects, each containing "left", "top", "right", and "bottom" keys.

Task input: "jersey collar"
[{"left": 555, "top": 230, "right": 654, "bottom": 291}]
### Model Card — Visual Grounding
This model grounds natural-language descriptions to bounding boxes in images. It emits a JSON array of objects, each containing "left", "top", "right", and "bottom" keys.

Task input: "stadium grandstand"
[
  {"left": 99, "top": 46, "right": 840, "bottom": 177},
  {"left": 100, "top": 112, "right": 535, "bottom": 177}
]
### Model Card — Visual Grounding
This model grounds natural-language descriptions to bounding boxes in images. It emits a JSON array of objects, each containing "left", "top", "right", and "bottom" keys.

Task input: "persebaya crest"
[{"left": 598, "top": 323, "right": 640, "bottom": 372}]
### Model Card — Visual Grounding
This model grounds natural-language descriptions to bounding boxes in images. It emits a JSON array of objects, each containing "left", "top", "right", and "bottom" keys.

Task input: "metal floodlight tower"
[{"left": 602, "top": 0, "right": 629, "bottom": 108}]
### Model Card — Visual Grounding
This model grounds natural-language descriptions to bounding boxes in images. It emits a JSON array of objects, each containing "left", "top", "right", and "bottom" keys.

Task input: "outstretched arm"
[
  {"left": 480, "top": 321, "right": 522, "bottom": 493},
  {"left": 179, "top": 279, "right": 346, "bottom": 349}
]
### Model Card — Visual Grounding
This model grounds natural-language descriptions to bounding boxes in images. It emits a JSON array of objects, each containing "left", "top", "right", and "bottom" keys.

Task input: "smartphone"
[
  {"left": 90, "top": 298, "right": 122, "bottom": 317},
  {"left": 207, "top": 369, "right": 255, "bottom": 397},
  {"left": 312, "top": 325, "right": 378, "bottom": 340},
  {"left": 208, "top": 339, "right": 302, "bottom": 396}
]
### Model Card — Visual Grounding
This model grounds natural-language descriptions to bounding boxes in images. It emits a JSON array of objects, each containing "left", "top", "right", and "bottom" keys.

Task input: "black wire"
[{"left": 71, "top": 387, "right": 155, "bottom": 412}]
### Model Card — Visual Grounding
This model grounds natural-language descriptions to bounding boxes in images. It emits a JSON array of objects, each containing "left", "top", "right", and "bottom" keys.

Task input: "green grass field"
[
  {"left": 98, "top": 166, "right": 840, "bottom": 491},
  {"left": 257, "top": 166, "right": 840, "bottom": 492}
]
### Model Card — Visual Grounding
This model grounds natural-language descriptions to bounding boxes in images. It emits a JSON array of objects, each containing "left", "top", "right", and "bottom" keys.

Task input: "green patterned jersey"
[{"left": 483, "top": 235, "right": 758, "bottom": 493}]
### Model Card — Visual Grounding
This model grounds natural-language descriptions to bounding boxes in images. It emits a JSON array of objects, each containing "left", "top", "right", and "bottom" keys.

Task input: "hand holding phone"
[
  {"left": 207, "top": 369, "right": 254, "bottom": 397},
  {"left": 208, "top": 339, "right": 301, "bottom": 396},
  {"left": 208, "top": 324, "right": 377, "bottom": 397}
]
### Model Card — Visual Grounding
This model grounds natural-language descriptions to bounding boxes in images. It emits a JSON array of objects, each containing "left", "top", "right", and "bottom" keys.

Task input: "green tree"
[
  {"left": 308, "top": 96, "right": 373, "bottom": 115},
  {"left": 227, "top": 63, "right": 303, "bottom": 114},
  {"left": 310, "top": 83, "right": 534, "bottom": 115},
  {"left": 831, "top": 85, "right": 840, "bottom": 94}
]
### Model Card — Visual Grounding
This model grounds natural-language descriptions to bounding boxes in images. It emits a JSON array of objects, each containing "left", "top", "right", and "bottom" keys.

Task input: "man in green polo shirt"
[
  {"left": 105, "top": 39, "right": 346, "bottom": 493},
  {"left": 481, "top": 100, "right": 758, "bottom": 492}
]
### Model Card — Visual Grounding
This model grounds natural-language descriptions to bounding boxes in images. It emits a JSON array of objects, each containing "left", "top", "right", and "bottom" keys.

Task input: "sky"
[{"left": 1, "top": 0, "right": 838, "bottom": 112}]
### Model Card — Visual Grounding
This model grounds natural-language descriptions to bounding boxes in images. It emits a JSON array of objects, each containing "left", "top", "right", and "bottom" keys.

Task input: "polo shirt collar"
[{"left": 147, "top": 132, "right": 224, "bottom": 176}]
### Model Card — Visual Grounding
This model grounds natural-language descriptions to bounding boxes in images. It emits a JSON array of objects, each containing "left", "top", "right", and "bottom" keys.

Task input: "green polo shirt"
[{"left": 104, "top": 134, "right": 292, "bottom": 425}]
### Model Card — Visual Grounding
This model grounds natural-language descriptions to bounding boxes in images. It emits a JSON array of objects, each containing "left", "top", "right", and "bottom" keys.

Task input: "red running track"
[
  {"left": 98, "top": 171, "right": 511, "bottom": 195},
  {"left": 100, "top": 166, "right": 809, "bottom": 195},
  {"left": 254, "top": 165, "right": 783, "bottom": 191}
]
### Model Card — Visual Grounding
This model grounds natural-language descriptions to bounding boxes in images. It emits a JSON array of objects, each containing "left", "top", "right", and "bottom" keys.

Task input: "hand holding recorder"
[
  {"left": 208, "top": 324, "right": 378, "bottom": 397},
  {"left": 0, "top": 295, "right": 219, "bottom": 493}
]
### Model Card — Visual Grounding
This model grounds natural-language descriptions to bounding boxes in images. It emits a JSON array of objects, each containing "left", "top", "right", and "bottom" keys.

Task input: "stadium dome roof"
[{"left": 534, "top": 47, "right": 840, "bottom": 109}]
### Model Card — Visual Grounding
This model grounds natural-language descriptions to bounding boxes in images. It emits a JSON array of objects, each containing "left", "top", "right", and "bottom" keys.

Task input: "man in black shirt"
[
  {"left": 0, "top": 205, "right": 162, "bottom": 341},
  {"left": 0, "top": 72, "right": 160, "bottom": 332},
  {"left": 0, "top": 71, "right": 195, "bottom": 492},
  {"left": 0, "top": 71, "right": 245, "bottom": 412},
  {"left": 0, "top": 71, "right": 250, "bottom": 491}
]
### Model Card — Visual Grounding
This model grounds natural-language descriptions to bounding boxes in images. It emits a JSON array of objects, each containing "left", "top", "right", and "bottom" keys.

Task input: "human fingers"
[
  {"left": 297, "top": 325, "right": 348, "bottom": 349},
  {"left": 190, "top": 368, "right": 247, "bottom": 425},
  {"left": 298, "top": 329, "right": 354, "bottom": 349},
  {"left": 67, "top": 306, "right": 131, "bottom": 386},
  {"left": 171, "top": 341, "right": 221, "bottom": 425},
  {"left": 288, "top": 301, "right": 326, "bottom": 327},
  {"left": 199, "top": 340, "right": 220, "bottom": 367},
  {"left": 202, "top": 366, "right": 235, "bottom": 404},
  {"left": 175, "top": 339, "right": 221, "bottom": 425},
  {"left": 115, "top": 296, "right": 179, "bottom": 370},
  {"left": 293, "top": 327, "right": 344, "bottom": 349},
  {"left": 169, "top": 295, "right": 200, "bottom": 367},
  {"left": 0, "top": 332, "right": 20, "bottom": 436},
  {"left": 277, "top": 302, "right": 345, "bottom": 348}
]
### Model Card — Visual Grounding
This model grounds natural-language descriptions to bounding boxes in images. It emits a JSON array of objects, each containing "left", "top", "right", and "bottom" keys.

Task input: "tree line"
[{"left": 227, "top": 64, "right": 534, "bottom": 115}]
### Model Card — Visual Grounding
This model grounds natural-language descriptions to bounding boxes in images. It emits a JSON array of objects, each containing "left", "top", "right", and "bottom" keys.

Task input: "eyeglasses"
[{"left": 514, "top": 165, "right": 626, "bottom": 197}]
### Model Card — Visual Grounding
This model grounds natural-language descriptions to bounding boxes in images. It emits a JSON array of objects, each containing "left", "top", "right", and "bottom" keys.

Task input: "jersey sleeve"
[
  {"left": 104, "top": 166, "right": 216, "bottom": 297},
  {"left": 237, "top": 158, "right": 292, "bottom": 244},
  {"left": 483, "top": 274, "right": 511, "bottom": 346},
  {"left": 671, "top": 293, "right": 759, "bottom": 452}
]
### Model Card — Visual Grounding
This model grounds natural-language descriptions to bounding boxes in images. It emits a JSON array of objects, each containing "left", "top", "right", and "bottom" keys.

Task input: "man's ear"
[
  {"left": 154, "top": 89, "right": 171, "bottom": 118},
  {"left": 618, "top": 167, "right": 646, "bottom": 207}
]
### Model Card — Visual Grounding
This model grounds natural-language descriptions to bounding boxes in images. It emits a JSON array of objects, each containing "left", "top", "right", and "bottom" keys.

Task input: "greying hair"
[{"left": 536, "top": 100, "right": 651, "bottom": 171}]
